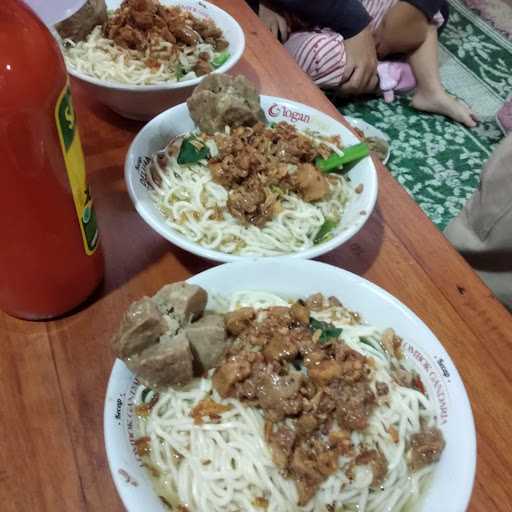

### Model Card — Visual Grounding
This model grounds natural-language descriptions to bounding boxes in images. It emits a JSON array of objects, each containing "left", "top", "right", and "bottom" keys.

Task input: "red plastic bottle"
[{"left": 0, "top": 0, "right": 104, "bottom": 319}]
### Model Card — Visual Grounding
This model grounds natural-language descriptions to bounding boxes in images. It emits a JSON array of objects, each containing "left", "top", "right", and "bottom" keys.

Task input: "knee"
[{"left": 378, "top": 2, "right": 429, "bottom": 56}]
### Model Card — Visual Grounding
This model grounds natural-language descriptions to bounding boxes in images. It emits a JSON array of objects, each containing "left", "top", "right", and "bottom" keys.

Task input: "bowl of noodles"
[
  {"left": 59, "top": 0, "right": 245, "bottom": 119},
  {"left": 125, "top": 93, "right": 378, "bottom": 262},
  {"left": 104, "top": 258, "right": 476, "bottom": 512}
]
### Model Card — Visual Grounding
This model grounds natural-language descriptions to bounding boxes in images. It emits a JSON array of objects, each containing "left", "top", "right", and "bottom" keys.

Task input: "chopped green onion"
[
  {"left": 177, "top": 137, "right": 210, "bottom": 165},
  {"left": 315, "top": 142, "right": 369, "bottom": 173},
  {"left": 314, "top": 218, "right": 338, "bottom": 244},
  {"left": 359, "top": 337, "right": 373, "bottom": 348},
  {"left": 212, "top": 50, "right": 230, "bottom": 68},
  {"left": 175, "top": 63, "right": 185, "bottom": 81},
  {"left": 141, "top": 388, "right": 152, "bottom": 403},
  {"left": 310, "top": 317, "right": 343, "bottom": 343}
]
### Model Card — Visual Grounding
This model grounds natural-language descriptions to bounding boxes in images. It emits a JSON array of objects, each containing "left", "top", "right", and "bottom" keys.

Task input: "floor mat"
[
  {"left": 331, "top": 0, "right": 512, "bottom": 230},
  {"left": 463, "top": 0, "right": 512, "bottom": 38}
]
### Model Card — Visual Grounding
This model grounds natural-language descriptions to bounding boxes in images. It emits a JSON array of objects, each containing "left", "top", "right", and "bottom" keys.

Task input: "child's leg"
[
  {"left": 377, "top": 2, "right": 477, "bottom": 127},
  {"left": 408, "top": 25, "right": 477, "bottom": 127},
  {"left": 374, "top": 1, "right": 428, "bottom": 57}
]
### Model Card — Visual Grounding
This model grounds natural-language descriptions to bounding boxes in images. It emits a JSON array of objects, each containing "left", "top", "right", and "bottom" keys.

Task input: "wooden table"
[{"left": 1, "top": 1, "right": 511, "bottom": 510}]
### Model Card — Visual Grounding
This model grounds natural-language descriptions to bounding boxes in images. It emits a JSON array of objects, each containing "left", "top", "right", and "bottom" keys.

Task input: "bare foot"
[{"left": 411, "top": 89, "right": 478, "bottom": 127}]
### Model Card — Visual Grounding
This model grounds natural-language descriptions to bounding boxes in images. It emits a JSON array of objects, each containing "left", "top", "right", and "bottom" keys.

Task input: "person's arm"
[
  {"left": 272, "top": 0, "right": 371, "bottom": 39},
  {"left": 444, "top": 133, "right": 512, "bottom": 309}
]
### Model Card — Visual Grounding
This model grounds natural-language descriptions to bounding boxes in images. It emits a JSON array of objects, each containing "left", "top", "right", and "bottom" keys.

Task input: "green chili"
[
  {"left": 315, "top": 142, "right": 370, "bottom": 173},
  {"left": 212, "top": 50, "right": 230, "bottom": 68},
  {"left": 314, "top": 218, "right": 338, "bottom": 244}
]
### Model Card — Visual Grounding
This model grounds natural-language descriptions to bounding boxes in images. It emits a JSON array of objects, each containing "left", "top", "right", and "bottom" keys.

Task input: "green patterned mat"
[{"left": 331, "top": 0, "right": 512, "bottom": 230}]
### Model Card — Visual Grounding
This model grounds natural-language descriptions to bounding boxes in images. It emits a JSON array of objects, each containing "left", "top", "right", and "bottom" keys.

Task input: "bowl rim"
[
  {"left": 64, "top": 0, "right": 246, "bottom": 92},
  {"left": 124, "top": 95, "right": 379, "bottom": 263},
  {"left": 344, "top": 116, "right": 391, "bottom": 166}
]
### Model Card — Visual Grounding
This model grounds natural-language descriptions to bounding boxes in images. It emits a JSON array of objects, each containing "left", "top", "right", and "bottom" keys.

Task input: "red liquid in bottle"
[{"left": 0, "top": 0, "right": 104, "bottom": 319}]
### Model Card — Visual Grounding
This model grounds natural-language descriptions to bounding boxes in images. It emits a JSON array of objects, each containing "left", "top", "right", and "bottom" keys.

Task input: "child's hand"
[
  {"left": 259, "top": 3, "right": 289, "bottom": 42},
  {"left": 340, "top": 27, "right": 379, "bottom": 95}
]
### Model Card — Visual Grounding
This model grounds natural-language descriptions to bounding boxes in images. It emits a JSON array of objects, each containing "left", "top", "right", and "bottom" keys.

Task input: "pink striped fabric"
[
  {"left": 284, "top": 0, "right": 443, "bottom": 87},
  {"left": 284, "top": 30, "right": 347, "bottom": 87},
  {"left": 365, "top": 0, "right": 398, "bottom": 30}
]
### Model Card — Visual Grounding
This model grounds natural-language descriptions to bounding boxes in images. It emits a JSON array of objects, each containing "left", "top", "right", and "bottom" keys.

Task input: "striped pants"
[{"left": 284, "top": 0, "right": 443, "bottom": 87}]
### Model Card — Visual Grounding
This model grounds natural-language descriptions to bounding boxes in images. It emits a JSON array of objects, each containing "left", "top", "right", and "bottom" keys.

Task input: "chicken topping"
[
  {"left": 355, "top": 449, "right": 389, "bottom": 487},
  {"left": 305, "top": 293, "right": 325, "bottom": 311},
  {"left": 227, "top": 176, "right": 277, "bottom": 227},
  {"left": 207, "top": 122, "right": 335, "bottom": 226},
  {"left": 104, "top": 0, "right": 226, "bottom": 67},
  {"left": 376, "top": 381, "right": 389, "bottom": 396},
  {"left": 193, "top": 57, "right": 212, "bottom": 77},
  {"left": 211, "top": 298, "right": 385, "bottom": 505},
  {"left": 253, "top": 496, "right": 269, "bottom": 509},
  {"left": 134, "top": 436, "right": 151, "bottom": 457},
  {"left": 291, "top": 163, "right": 329, "bottom": 202},
  {"left": 269, "top": 426, "right": 296, "bottom": 469},
  {"left": 225, "top": 307, "right": 256, "bottom": 336}
]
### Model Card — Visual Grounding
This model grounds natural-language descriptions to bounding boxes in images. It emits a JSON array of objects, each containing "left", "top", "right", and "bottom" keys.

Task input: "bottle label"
[
  {"left": 55, "top": 83, "right": 99, "bottom": 255},
  {"left": 54, "top": 83, "right": 99, "bottom": 255}
]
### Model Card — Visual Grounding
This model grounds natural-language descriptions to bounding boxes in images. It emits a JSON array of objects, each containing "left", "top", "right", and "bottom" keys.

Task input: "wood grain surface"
[{"left": 0, "top": 1, "right": 511, "bottom": 511}]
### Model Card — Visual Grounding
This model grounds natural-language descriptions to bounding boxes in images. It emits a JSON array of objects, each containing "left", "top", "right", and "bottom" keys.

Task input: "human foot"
[{"left": 411, "top": 89, "right": 478, "bottom": 127}]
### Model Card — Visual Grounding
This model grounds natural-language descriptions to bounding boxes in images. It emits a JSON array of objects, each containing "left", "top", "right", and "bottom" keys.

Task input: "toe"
[
  {"left": 465, "top": 116, "right": 478, "bottom": 128},
  {"left": 458, "top": 111, "right": 477, "bottom": 128},
  {"left": 462, "top": 107, "right": 478, "bottom": 128}
]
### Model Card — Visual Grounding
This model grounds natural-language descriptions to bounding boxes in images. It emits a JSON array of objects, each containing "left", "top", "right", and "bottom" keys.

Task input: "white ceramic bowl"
[
  {"left": 345, "top": 116, "right": 391, "bottom": 165},
  {"left": 125, "top": 96, "right": 378, "bottom": 262},
  {"left": 104, "top": 259, "right": 476, "bottom": 512},
  {"left": 65, "top": 0, "right": 245, "bottom": 120}
]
